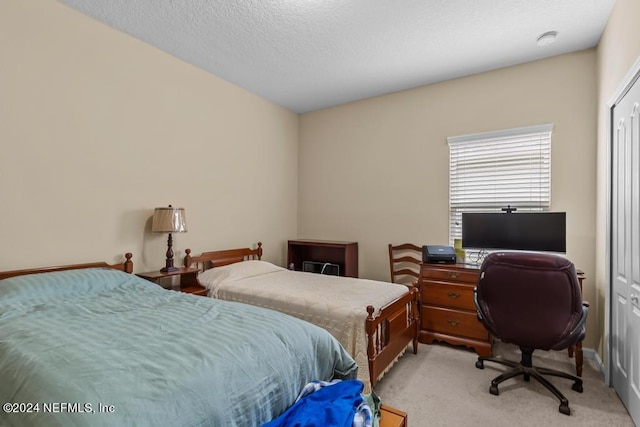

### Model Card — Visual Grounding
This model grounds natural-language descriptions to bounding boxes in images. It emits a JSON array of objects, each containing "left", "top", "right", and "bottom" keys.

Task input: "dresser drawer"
[
  {"left": 421, "top": 306, "right": 488, "bottom": 340},
  {"left": 420, "top": 266, "right": 479, "bottom": 284},
  {"left": 421, "top": 281, "right": 476, "bottom": 310}
]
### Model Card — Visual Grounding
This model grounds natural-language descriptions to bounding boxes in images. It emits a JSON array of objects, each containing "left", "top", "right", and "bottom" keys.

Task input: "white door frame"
[{"left": 606, "top": 55, "right": 640, "bottom": 386}]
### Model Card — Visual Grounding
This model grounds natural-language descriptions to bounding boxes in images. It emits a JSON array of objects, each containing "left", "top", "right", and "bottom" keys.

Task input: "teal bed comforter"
[{"left": 0, "top": 268, "right": 357, "bottom": 427}]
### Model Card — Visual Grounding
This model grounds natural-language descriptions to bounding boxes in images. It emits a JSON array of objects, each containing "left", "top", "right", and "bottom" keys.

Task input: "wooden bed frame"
[
  {"left": 0, "top": 253, "right": 133, "bottom": 280},
  {"left": 184, "top": 242, "right": 419, "bottom": 388}
]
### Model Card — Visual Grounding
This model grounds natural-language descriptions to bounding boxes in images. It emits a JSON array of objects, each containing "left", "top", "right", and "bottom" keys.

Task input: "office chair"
[
  {"left": 473, "top": 251, "right": 588, "bottom": 415},
  {"left": 388, "top": 243, "right": 421, "bottom": 287}
]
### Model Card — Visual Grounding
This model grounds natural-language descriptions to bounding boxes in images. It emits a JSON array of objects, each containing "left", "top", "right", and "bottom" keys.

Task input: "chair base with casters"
[{"left": 475, "top": 347, "right": 583, "bottom": 415}]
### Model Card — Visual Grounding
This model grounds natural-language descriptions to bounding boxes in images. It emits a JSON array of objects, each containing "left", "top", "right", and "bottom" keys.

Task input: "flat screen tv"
[{"left": 461, "top": 212, "right": 566, "bottom": 253}]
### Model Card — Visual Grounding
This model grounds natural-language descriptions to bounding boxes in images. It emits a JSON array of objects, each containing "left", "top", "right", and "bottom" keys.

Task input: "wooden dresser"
[{"left": 419, "top": 263, "right": 492, "bottom": 356}]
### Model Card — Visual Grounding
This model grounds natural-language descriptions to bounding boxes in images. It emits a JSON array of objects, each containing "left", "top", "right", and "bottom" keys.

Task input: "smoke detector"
[{"left": 536, "top": 31, "right": 558, "bottom": 46}]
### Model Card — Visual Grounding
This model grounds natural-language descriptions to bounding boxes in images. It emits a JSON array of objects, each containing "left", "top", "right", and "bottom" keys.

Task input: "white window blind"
[{"left": 447, "top": 124, "right": 553, "bottom": 245}]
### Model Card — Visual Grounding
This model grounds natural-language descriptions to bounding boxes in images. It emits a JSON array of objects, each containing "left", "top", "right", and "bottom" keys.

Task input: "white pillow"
[{"left": 197, "top": 260, "right": 285, "bottom": 290}]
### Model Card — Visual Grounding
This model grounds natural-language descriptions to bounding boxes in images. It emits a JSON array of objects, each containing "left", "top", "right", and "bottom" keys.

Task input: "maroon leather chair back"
[{"left": 475, "top": 252, "right": 585, "bottom": 351}]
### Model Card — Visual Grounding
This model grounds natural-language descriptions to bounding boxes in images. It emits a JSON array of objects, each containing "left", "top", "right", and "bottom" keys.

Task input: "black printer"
[{"left": 422, "top": 245, "right": 457, "bottom": 264}]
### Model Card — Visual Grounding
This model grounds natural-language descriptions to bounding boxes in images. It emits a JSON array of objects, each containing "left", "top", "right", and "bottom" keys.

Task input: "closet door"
[{"left": 611, "top": 70, "right": 640, "bottom": 426}]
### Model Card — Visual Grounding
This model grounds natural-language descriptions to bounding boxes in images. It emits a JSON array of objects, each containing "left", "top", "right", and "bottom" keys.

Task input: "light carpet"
[{"left": 374, "top": 341, "right": 634, "bottom": 426}]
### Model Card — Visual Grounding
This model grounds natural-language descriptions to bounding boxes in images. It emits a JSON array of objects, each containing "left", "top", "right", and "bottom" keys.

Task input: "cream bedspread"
[{"left": 197, "top": 261, "right": 409, "bottom": 392}]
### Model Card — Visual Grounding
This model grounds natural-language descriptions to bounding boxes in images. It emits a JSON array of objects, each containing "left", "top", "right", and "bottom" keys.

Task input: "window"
[{"left": 447, "top": 124, "right": 553, "bottom": 246}]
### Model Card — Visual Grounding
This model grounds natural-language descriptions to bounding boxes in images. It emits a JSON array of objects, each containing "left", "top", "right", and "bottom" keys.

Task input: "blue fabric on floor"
[{"left": 262, "top": 380, "right": 364, "bottom": 427}]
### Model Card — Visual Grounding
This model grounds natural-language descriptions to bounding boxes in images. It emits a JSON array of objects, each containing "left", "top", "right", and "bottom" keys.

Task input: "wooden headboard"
[
  {"left": 0, "top": 253, "right": 134, "bottom": 280},
  {"left": 184, "top": 242, "right": 262, "bottom": 272}
]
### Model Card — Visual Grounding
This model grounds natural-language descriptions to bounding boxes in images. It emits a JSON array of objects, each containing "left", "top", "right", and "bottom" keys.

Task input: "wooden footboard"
[{"left": 366, "top": 286, "right": 419, "bottom": 387}]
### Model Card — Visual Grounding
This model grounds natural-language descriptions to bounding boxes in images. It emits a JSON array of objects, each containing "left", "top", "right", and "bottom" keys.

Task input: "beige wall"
[
  {"left": 2, "top": 0, "right": 632, "bottom": 358},
  {"left": 0, "top": 0, "right": 298, "bottom": 272},
  {"left": 596, "top": 0, "right": 640, "bottom": 357},
  {"left": 299, "top": 50, "right": 599, "bottom": 348}
]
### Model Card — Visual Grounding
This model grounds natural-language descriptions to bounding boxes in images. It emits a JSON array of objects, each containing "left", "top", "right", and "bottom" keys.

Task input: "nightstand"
[{"left": 136, "top": 267, "right": 207, "bottom": 296}]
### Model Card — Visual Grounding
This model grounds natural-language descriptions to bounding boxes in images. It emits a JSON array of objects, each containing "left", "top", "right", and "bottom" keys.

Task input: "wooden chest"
[{"left": 418, "top": 263, "right": 492, "bottom": 356}]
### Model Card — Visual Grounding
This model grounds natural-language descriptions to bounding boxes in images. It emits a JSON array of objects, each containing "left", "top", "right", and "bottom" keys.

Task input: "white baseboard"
[{"left": 583, "top": 347, "right": 605, "bottom": 375}]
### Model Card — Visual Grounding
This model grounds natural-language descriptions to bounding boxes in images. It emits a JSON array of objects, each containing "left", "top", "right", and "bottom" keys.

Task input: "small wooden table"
[
  {"left": 136, "top": 267, "right": 207, "bottom": 296},
  {"left": 380, "top": 404, "right": 407, "bottom": 427}
]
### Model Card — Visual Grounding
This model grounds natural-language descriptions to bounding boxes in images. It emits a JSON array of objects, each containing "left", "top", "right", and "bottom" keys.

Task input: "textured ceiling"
[{"left": 59, "top": 0, "right": 615, "bottom": 113}]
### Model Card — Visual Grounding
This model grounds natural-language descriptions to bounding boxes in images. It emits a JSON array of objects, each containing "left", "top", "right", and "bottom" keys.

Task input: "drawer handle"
[
  {"left": 448, "top": 272, "right": 459, "bottom": 279},
  {"left": 447, "top": 292, "right": 461, "bottom": 299},
  {"left": 447, "top": 319, "right": 460, "bottom": 327}
]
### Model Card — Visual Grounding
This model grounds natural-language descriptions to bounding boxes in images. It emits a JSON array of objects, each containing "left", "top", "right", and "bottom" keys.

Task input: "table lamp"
[{"left": 152, "top": 205, "right": 187, "bottom": 272}]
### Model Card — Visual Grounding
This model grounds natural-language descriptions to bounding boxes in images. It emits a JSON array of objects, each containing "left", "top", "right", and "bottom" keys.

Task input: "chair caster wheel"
[
  {"left": 476, "top": 360, "right": 485, "bottom": 369},
  {"left": 572, "top": 382, "right": 583, "bottom": 393},
  {"left": 489, "top": 385, "right": 499, "bottom": 395},
  {"left": 559, "top": 403, "right": 570, "bottom": 415}
]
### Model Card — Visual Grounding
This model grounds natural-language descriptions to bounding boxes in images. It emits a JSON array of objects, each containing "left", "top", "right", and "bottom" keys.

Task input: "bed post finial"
[
  {"left": 184, "top": 248, "right": 192, "bottom": 268},
  {"left": 124, "top": 253, "right": 133, "bottom": 273},
  {"left": 257, "top": 242, "right": 263, "bottom": 260},
  {"left": 366, "top": 305, "right": 375, "bottom": 320}
]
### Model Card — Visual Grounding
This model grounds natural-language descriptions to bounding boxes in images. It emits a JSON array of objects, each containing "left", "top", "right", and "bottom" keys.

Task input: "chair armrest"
[
  {"left": 473, "top": 287, "right": 483, "bottom": 321},
  {"left": 566, "top": 304, "right": 589, "bottom": 343}
]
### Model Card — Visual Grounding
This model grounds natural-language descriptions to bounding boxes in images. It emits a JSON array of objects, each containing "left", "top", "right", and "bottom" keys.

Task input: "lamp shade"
[{"left": 152, "top": 206, "right": 187, "bottom": 233}]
